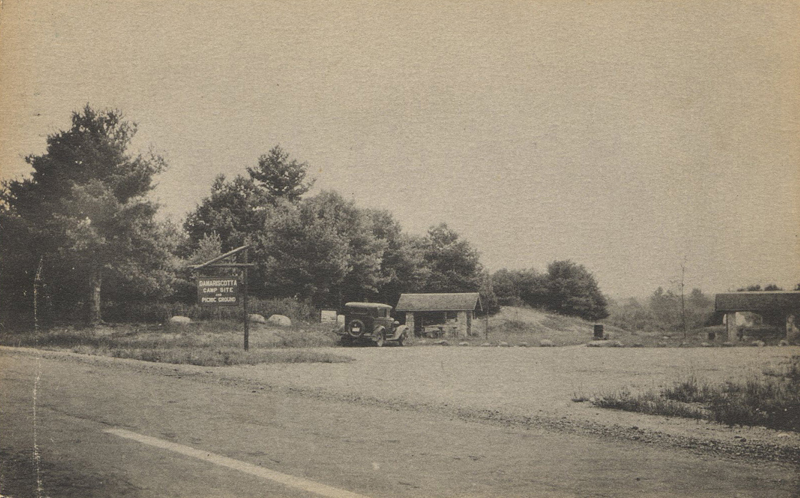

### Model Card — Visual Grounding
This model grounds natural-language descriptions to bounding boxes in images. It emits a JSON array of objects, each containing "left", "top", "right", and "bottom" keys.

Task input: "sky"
[{"left": 1, "top": 0, "right": 798, "bottom": 299}]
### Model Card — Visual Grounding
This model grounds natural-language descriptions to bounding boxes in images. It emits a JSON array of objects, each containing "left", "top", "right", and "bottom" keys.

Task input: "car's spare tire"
[{"left": 347, "top": 319, "right": 366, "bottom": 337}]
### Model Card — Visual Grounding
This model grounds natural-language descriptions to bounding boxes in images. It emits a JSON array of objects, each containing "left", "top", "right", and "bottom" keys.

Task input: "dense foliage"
[
  {"left": 605, "top": 287, "right": 715, "bottom": 333},
  {"left": 0, "top": 106, "right": 176, "bottom": 326},
  {"left": 2, "top": 106, "right": 618, "bottom": 328},
  {"left": 490, "top": 261, "right": 609, "bottom": 321}
]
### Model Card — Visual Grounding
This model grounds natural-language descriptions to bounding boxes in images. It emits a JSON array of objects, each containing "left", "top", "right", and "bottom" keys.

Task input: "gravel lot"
[
  {"left": 222, "top": 344, "right": 800, "bottom": 462},
  {"left": 8, "top": 344, "right": 800, "bottom": 464}
]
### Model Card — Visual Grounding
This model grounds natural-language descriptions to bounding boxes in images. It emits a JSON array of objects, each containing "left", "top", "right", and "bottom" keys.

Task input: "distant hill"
[{"left": 469, "top": 306, "right": 702, "bottom": 347}]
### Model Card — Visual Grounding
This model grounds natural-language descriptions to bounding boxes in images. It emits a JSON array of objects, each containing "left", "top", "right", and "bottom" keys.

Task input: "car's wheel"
[
  {"left": 375, "top": 330, "right": 385, "bottom": 347},
  {"left": 347, "top": 319, "right": 365, "bottom": 338},
  {"left": 397, "top": 330, "right": 407, "bottom": 346}
]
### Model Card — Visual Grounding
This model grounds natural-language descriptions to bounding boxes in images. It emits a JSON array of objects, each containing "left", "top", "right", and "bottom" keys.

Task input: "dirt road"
[{"left": 1, "top": 347, "right": 798, "bottom": 497}]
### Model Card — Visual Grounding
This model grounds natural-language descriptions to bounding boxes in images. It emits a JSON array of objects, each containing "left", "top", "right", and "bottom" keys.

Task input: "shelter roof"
[
  {"left": 344, "top": 302, "right": 393, "bottom": 309},
  {"left": 395, "top": 293, "right": 482, "bottom": 312},
  {"left": 715, "top": 292, "right": 800, "bottom": 312}
]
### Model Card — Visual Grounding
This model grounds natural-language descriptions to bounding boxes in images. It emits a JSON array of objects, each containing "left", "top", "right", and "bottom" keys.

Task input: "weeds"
[
  {"left": 591, "top": 357, "right": 800, "bottom": 432},
  {"left": 0, "top": 321, "right": 350, "bottom": 366}
]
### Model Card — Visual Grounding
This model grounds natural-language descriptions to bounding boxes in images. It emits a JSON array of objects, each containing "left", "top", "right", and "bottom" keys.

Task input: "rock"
[
  {"left": 434, "top": 340, "right": 450, "bottom": 346},
  {"left": 779, "top": 340, "right": 789, "bottom": 347},
  {"left": 267, "top": 314, "right": 292, "bottom": 327},
  {"left": 498, "top": 341, "right": 510, "bottom": 347},
  {"left": 657, "top": 341, "right": 668, "bottom": 347},
  {"left": 722, "top": 341, "right": 734, "bottom": 347},
  {"left": 480, "top": 342, "right": 492, "bottom": 347},
  {"left": 459, "top": 341, "right": 470, "bottom": 346},
  {"left": 168, "top": 316, "right": 191, "bottom": 325},
  {"left": 700, "top": 342, "right": 711, "bottom": 347},
  {"left": 587, "top": 340, "right": 623, "bottom": 348},
  {"left": 679, "top": 342, "right": 689, "bottom": 347},
  {"left": 518, "top": 342, "right": 529, "bottom": 347},
  {"left": 248, "top": 313, "right": 266, "bottom": 324},
  {"left": 539, "top": 339, "right": 554, "bottom": 347},
  {"left": 751, "top": 340, "right": 765, "bottom": 347},
  {"left": 631, "top": 342, "right": 644, "bottom": 348}
]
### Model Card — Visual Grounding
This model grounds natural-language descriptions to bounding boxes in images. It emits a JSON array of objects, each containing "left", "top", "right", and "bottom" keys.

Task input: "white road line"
[{"left": 105, "top": 428, "right": 371, "bottom": 498}]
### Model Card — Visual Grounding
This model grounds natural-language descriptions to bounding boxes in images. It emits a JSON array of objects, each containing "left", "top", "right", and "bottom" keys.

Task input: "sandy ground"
[
  {"left": 214, "top": 344, "right": 800, "bottom": 459},
  {"left": 12, "top": 343, "right": 798, "bottom": 462},
  {"left": 4, "top": 348, "right": 798, "bottom": 497}
]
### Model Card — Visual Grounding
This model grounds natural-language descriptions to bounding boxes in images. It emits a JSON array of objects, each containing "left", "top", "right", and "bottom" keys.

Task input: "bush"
[
  {"left": 591, "top": 357, "right": 800, "bottom": 432},
  {"left": 101, "top": 297, "right": 317, "bottom": 324}
]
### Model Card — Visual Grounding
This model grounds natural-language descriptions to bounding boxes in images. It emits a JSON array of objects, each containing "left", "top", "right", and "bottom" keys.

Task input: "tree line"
[{"left": 0, "top": 106, "right": 610, "bottom": 328}]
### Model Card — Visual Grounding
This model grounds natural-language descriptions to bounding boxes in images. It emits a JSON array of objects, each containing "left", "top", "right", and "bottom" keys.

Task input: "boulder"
[
  {"left": 587, "top": 340, "right": 623, "bottom": 348},
  {"left": 267, "top": 314, "right": 292, "bottom": 327},
  {"left": 480, "top": 342, "right": 492, "bottom": 347},
  {"left": 779, "top": 340, "right": 790, "bottom": 347},
  {"left": 169, "top": 316, "right": 191, "bottom": 325},
  {"left": 700, "top": 342, "right": 712, "bottom": 347},
  {"left": 498, "top": 341, "right": 510, "bottom": 347},
  {"left": 722, "top": 341, "right": 735, "bottom": 347},
  {"left": 458, "top": 341, "right": 470, "bottom": 346},
  {"left": 751, "top": 340, "right": 765, "bottom": 347},
  {"left": 248, "top": 314, "right": 266, "bottom": 324},
  {"left": 539, "top": 339, "right": 554, "bottom": 347},
  {"left": 518, "top": 342, "right": 529, "bottom": 347},
  {"left": 433, "top": 340, "right": 450, "bottom": 346}
]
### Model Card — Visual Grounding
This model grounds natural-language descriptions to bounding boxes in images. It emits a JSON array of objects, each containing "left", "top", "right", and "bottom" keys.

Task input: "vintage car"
[{"left": 338, "top": 302, "right": 409, "bottom": 347}]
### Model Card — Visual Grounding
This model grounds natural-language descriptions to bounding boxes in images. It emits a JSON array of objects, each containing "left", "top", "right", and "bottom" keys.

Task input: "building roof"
[
  {"left": 344, "top": 302, "right": 393, "bottom": 309},
  {"left": 395, "top": 293, "right": 482, "bottom": 312},
  {"left": 715, "top": 292, "right": 800, "bottom": 312}
]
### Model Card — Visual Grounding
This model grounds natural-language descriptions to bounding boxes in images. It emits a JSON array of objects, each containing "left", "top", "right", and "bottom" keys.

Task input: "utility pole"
[{"left": 680, "top": 258, "right": 687, "bottom": 340}]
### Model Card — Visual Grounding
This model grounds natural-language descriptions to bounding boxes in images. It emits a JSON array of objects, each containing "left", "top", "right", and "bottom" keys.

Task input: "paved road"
[{"left": 1, "top": 349, "right": 797, "bottom": 497}]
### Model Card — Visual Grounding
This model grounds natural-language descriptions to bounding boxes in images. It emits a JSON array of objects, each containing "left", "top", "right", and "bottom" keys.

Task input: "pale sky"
[{"left": 1, "top": 0, "right": 798, "bottom": 298}]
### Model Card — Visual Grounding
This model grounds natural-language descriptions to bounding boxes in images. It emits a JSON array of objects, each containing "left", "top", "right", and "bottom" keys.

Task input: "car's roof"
[{"left": 344, "top": 302, "right": 393, "bottom": 309}]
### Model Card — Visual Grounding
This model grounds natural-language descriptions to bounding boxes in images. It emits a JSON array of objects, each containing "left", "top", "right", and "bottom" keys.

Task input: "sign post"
[
  {"left": 191, "top": 245, "right": 255, "bottom": 351},
  {"left": 242, "top": 248, "right": 249, "bottom": 351}
]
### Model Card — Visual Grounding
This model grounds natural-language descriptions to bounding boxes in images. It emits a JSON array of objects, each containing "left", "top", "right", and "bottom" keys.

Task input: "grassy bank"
[
  {"left": 0, "top": 320, "right": 351, "bottom": 366},
  {"left": 589, "top": 356, "right": 800, "bottom": 432}
]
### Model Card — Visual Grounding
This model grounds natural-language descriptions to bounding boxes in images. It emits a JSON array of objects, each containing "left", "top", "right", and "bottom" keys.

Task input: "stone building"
[
  {"left": 714, "top": 291, "right": 800, "bottom": 343},
  {"left": 395, "top": 292, "right": 482, "bottom": 338}
]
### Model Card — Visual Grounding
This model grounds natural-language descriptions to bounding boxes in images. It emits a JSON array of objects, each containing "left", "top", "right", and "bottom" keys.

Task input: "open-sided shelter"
[
  {"left": 395, "top": 293, "right": 482, "bottom": 338},
  {"left": 715, "top": 291, "right": 800, "bottom": 343}
]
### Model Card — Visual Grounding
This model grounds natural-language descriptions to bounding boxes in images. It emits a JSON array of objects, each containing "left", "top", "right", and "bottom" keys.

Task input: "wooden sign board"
[
  {"left": 320, "top": 309, "right": 338, "bottom": 324},
  {"left": 197, "top": 277, "right": 240, "bottom": 306}
]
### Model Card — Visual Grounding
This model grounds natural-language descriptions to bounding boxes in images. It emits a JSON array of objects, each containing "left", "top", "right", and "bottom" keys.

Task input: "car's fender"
[
  {"left": 371, "top": 325, "right": 386, "bottom": 341},
  {"left": 388, "top": 324, "right": 409, "bottom": 340}
]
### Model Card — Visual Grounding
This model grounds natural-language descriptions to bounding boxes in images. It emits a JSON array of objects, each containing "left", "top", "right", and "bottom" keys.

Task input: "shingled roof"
[
  {"left": 715, "top": 292, "right": 800, "bottom": 312},
  {"left": 395, "top": 293, "right": 482, "bottom": 312}
]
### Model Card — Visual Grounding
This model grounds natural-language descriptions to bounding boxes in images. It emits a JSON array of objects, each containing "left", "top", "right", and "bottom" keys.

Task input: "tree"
[
  {"left": 0, "top": 105, "right": 172, "bottom": 325},
  {"left": 183, "top": 146, "right": 313, "bottom": 255},
  {"left": 421, "top": 223, "right": 483, "bottom": 293},
  {"left": 255, "top": 191, "right": 386, "bottom": 307},
  {"left": 183, "top": 174, "right": 272, "bottom": 253},
  {"left": 366, "top": 209, "right": 429, "bottom": 306},
  {"left": 541, "top": 260, "right": 609, "bottom": 321},
  {"left": 247, "top": 146, "right": 315, "bottom": 203},
  {"left": 491, "top": 268, "right": 547, "bottom": 308},
  {"left": 418, "top": 223, "right": 497, "bottom": 313}
]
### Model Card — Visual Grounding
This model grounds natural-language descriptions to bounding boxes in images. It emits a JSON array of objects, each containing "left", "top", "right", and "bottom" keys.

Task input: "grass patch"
[
  {"left": 0, "top": 321, "right": 352, "bottom": 366},
  {"left": 593, "top": 388, "right": 706, "bottom": 419},
  {"left": 590, "top": 357, "right": 800, "bottom": 432}
]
